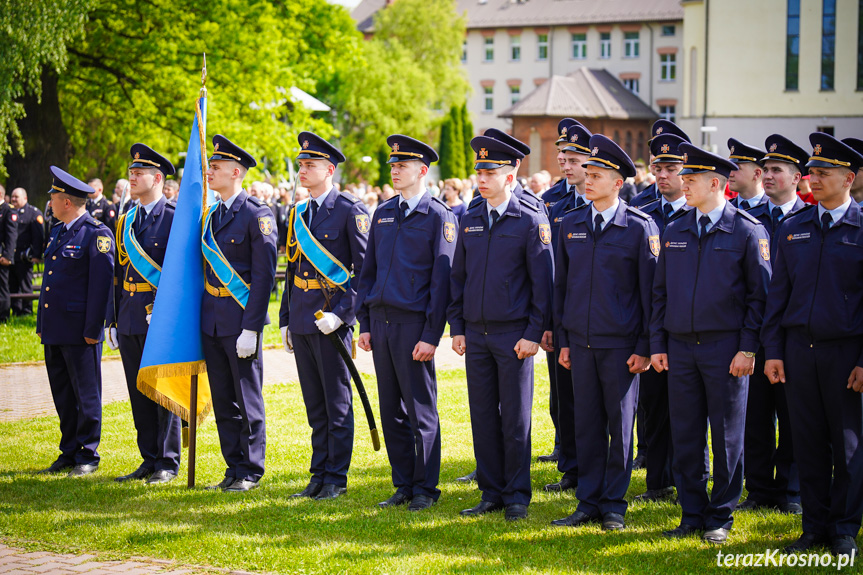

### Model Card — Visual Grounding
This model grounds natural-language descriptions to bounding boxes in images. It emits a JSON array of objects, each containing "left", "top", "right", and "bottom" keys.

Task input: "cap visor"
[
  {"left": 474, "top": 162, "right": 506, "bottom": 170},
  {"left": 805, "top": 159, "right": 840, "bottom": 170},
  {"left": 678, "top": 167, "right": 710, "bottom": 175}
]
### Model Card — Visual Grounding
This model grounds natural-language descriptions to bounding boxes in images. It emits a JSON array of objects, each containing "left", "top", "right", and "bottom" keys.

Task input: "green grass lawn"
[{"left": 0, "top": 364, "right": 818, "bottom": 574}]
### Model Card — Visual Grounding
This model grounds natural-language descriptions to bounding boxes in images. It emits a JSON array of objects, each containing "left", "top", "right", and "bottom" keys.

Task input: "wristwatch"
[{"left": 741, "top": 351, "right": 756, "bottom": 358}]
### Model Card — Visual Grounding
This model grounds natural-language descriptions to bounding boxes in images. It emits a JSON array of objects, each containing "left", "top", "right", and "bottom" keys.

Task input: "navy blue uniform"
[
  {"left": 629, "top": 183, "right": 658, "bottom": 207},
  {"left": 87, "top": 196, "right": 117, "bottom": 233},
  {"left": 555, "top": 201, "right": 658, "bottom": 517},
  {"left": 0, "top": 201, "right": 18, "bottom": 321},
  {"left": 279, "top": 188, "right": 369, "bottom": 488},
  {"left": 762, "top": 202, "right": 863, "bottom": 538},
  {"left": 111, "top": 196, "right": 181, "bottom": 474},
  {"left": 731, "top": 194, "right": 768, "bottom": 211},
  {"left": 651, "top": 203, "right": 770, "bottom": 531},
  {"left": 469, "top": 182, "right": 547, "bottom": 215},
  {"left": 448, "top": 196, "right": 554, "bottom": 506},
  {"left": 356, "top": 193, "right": 455, "bottom": 500},
  {"left": 10, "top": 203, "right": 43, "bottom": 316},
  {"left": 38, "top": 213, "right": 114, "bottom": 467},
  {"left": 202, "top": 190, "right": 278, "bottom": 483}
]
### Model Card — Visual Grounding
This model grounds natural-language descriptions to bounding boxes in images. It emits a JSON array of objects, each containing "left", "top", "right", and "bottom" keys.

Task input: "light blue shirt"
[
  {"left": 488, "top": 190, "right": 512, "bottom": 225},
  {"left": 590, "top": 198, "right": 619, "bottom": 231},
  {"left": 766, "top": 197, "right": 798, "bottom": 221},
  {"left": 697, "top": 200, "right": 727, "bottom": 236},
  {"left": 737, "top": 191, "right": 764, "bottom": 210},
  {"left": 141, "top": 197, "right": 161, "bottom": 216},
  {"left": 818, "top": 198, "right": 852, "bottom": 228},
  {"left": 64, "top": 212, "right": 86, "bottom": 232},
  {"left": 569, "top": 184, "right": 590, "bottom": 206},
  {"left": 399, "top": 191, "right": 425, "bottom": 217},
  {"left": 662, "top": 195, "right": 687, "bottom": 215}
]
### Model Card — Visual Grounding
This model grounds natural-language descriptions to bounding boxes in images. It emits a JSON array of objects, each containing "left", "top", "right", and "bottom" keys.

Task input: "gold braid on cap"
[
  {"left": 213, "top": 150, "right": 242, "bottom": 162},
  {"left": 390, "top": 150, "right": 424, "bottom": 159},
  {"left": 51, "top": 185, "right": 65, "bottom": 193},
  {"left": 588, "top": 157, "right": 621, "bottom": 170},
  {"left": 301, "top": 150, "right": 330, "bottom": 159},
  {"left": 763, "top": 152, "right": 800, "bottom": 164},
  {"left": 729, "top": 155, "right": 758, "bottom": 162},
  {"left": 682, "top": 164, "right": 717, "bottom": 171},
  {"left": 131, "top": 158, "right": 160, "bottom": 168},
  {"left": 808, "top": 156, "right": 851, "bottom": 168}
]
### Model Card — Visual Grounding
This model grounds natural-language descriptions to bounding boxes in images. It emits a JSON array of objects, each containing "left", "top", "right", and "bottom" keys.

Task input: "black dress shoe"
[
  {"left": 379, "top": 492, "right": 411, "bottom": 508},
  {"left": 634, "top": 487, "right": 675, "bottom": 502},
  {"left": 602, "top": 512, "right": 626, "bottom": 531},
  {"left": 37, "top": 460, "right": 74, "bottom": 474},
  {"left": 409, "top": 494, "right": 435, "bottom": 512},
  {"left": 537, "top": 448, "right": 559, "bottom": 463},
  {"left": 115, "top": 466, "right": 154, "bottom": 482},
  {"left": 784, "top": 532, "right": 830, "bottom": 553},
  {"left": 662, "top": 523, "right": 701, "bottom": 538},
  {"left": 703, "top": 527, "right": 729, "bottom": 544},
  {"left": 207, "top": 477, "right": 235, "bottom": 491},
  {"left": 460, "top": 501, "right": 504, "bottom": 516},
  {"left": 551, "top": 510, "right": 600, "bottom": 527},
  {"left": 68, "top": 464, "right": 98, "bottom": 477},
  {"left": 505, "top": 503, "right": 528, "bottom": 521},
  {"left": 315, "top": 484, "right": 347, "bottom": 500},
  {"left": 146, "top": 470, "right": 177, "bottom": 484},
  {"left": 736, "top": 498, "right": 768, "bottom": 511},
  {"left": 543, "top": 476, "right": 577, "bottom": 492},
  {"left": 455, "top": 469, "right": 477, "bottom": 483},
  {"left": 632, "top": 453, "right": 647, "bottom": 470},
  {"left": 290, "top": 482, "right": 322, "bottom": 498},
  {"left": 225, "top": 479, "right": 259, "bottom": 492},
  {"left": 832, "top": 536, "right": 859, "bottom": 557},
  {"left": 778, "top": 501, "right": 803, "bottom": 515}
]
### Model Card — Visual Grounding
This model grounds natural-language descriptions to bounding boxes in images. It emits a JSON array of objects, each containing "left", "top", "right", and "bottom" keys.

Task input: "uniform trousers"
[
  {"left": 44, "top": 343, "right": 102, "bottom": 465},
  {"left": 0, "top": 265, "right": 9, "bottom": 321},
  {"left": 10, "top": 261, "right": 33, "bottom": 315},
  {"left": 118, "top": 333, "right": 181, "bottom": 473},
  {"left": 371, "top": 318, "right": 441, "bottom": 499},
  {"left": 548, "top": 341, "right": 578, "bottom": 481},
  {"left": 202, "top": 332, "right": 266, "bottom": 482},
  {"left": 639, "top": 368, "right": 674, "bottom": 490}
]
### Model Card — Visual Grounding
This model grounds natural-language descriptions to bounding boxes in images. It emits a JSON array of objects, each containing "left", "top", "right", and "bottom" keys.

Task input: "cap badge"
[
  {"left": 770, "top": 143, "right": 778, "bottom": 152},
  {"left": 479, "top": 148, "right": 488, "bottom": 159},
  {"left": 134, "top": 152, "right": 140, "bottom": 159},
  {"left": 591, "top": 147, "right": 599, "bottom": 156},
  {"left": 656, "top": 127, "right": 664, "bottom": 135},
  {"left": 661, "top": 144, "right": 670, "bottom": 154},
  {"left": 571, "top": 134, "right": 578, "bottom": 142},
  {"left": 214, "top": 143, "right": 220, "bottom": 152},
  {"left": 561, "top": 127, "right": 568, "bottom": 136},
  {"left": 392, "top": 143, "right": 400, "bottom": 153},
  {"left": 683, "top": 153, "right": 688, "bottom": 162},
  {"left": 814, "top": 144, "right": 822, "bottom": 155},
  {"left": 730, "top": 146, "right": 735, "bottom": 154},
  {"left": 302, "top": 140, "right": 309, "bottom": 149}
]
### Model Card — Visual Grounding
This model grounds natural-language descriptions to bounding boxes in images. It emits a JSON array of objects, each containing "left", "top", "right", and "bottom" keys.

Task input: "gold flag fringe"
[{"left": 137, "top": 361, "right": 212, "bottom": 426}]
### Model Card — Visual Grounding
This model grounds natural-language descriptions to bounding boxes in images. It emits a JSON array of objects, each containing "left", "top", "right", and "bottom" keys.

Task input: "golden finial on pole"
[{"left": 200, "top": 53, "right": 207, "bottom": 98}]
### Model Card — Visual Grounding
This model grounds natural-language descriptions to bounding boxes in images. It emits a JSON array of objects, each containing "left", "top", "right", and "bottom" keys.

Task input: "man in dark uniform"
[
  {"left": 449, "top": 135, "right": 554, "bottom": 521},
  {"left": 107, "top": 144, "right": 182, "bottom": 485},
  {"left": 542, "top": 119, "right": 593, "bottom": 493},
  {"left": 763, "top": 133, "right": 863, "bottom": 557},
  {"left": 630, "top": 120, "right": 691, "bottom": 208},
  {"left": 843, "top": 138, "right": 863, "bottom": 204},
  {"left": 279, "top": 132, "right": 369, "bottom": 501},
  {"left": 201, "top": 135, "right": 278, "bottom": 492},
  {"left": 728, "top": 138, "right": 767, "bottom": 210},
  {"left": 87, "top": 178, "right": 117, "bottom": 232},
  {"left": 36, "top": 167, "right": 114, "bottom": 477},
  {"left": 0, "top": 185, "right": 19, "bottom": 322},
  {"left": 632, "top": 133, "right": 690, "bottom": 504},
  {"left": 737, "top": 134, "right": 807, "bottom": 515},
  {"left": 650, "top": 144, "right": 771, "bottom": 544},
  {"left": 9, "top": 188, "right": 44, "bottom": 316},
  {"left": 356, "top": 135, "right": 456, "bottom": 511},
  {"left": 551, "top": 135, "right": 658, "bottom": 531}
]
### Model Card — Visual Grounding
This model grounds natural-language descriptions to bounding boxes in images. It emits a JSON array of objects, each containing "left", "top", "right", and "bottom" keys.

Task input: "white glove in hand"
[
  {"left": 145, "top": 313, "right": 152, "bottom": 325},
  {"left": 281, "top": 326, "right": 293, "bottom": 354},
  {"left": 106, "top": 327, "right": 119, "bottom": 351},
  {"left": 236, "top": 329, "right": 258, "bottom": 358},
  {"left": 315, "top": 312, "right": 343, "bottom": 335}
]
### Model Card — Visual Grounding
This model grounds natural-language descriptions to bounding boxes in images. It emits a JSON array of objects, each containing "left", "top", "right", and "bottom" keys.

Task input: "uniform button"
[
  {"left": 325, "top": 234, "right": 329, "bottom": 238},
  {"left": 48, "top": 271, "right": 53, "bottom": 275},
  {"left": 130, "top": 293, "right": 134, "bottom": 297},
  {"left": 155, "top": 243, "right": 158, "bottom": 247},
  {"left": 44, "top": 304, "right": 48, "bottom": 308},
  {"left": 45, "top": 287, "right": 49, "bottom": 291},
  {"left": 231, "top": 239, "right": 235, "bottom": 243},
  {"left": 304, "top": 272, "right": 308, "bottom": 277},
  {"left": 52, "top": 256, "right": 56, "bottom": 260}
]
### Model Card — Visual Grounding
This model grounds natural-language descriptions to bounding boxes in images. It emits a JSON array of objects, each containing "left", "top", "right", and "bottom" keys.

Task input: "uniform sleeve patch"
[
  {"left": 443, "top": 221, "right": 455, "bottom": 243},
  {"left": 759, "top": 238, "right": 770, "bottom": 261},
  {"left": 355, "top": 214, "right": 370, "bottom": 234},
  {"left": 649, "top": 235, "right": 660, "bottom": 257},
  {"left": 37, "top": 214, "right": 44, "bottom": 224},
  {"left": 96, "top": 236, "right": 111, "bottom": 253},
  {"left": 10, "top": 213, "right": 17, "bottom": 222},
  {"left": 258, "top": 216, "right": 274, "bottom": 236},
  {"left": 539, "top": 223, "right": 551, "bottom": 244}
]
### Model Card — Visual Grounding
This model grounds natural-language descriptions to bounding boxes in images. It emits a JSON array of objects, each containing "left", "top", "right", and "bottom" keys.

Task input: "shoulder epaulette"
[
  {"left": 640, "top": 198, "right": 661, "bottom": 211},
  {"left": 784, "top": 203, "right": 815, "bottom": 221},
  {"left": 519, "top": 197, "right": 539, "bottom": 212},
  {"left": 247, "top": 195, "right": 264, "bottom": 207},
  {"left": 378, "top": 195, "right": 399, "bottom": 209},
  {"left": 83, "top": 216, "right": 102, "bottom": 228},
  {"left": 338, "top": 191, "right": 360, "bottom": 204},
  {"left": 430, "top": 195, "right": 453, "bottom": 211},
  {"left": 564, "top": 203, "right": 589, "bottom": 215},
  {"left": 164, "top": 202, "right": 176, "bottom": 211},
  {"left": 626, "top": 205, "right": 652, "bottom": 220},
  {"left": 736, "top": 208, "right": 760, "bottom": 224}
]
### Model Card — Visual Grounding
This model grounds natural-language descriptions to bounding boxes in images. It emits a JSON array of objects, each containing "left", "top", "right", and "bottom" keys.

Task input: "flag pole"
[{"left": 188, "top": 53, "right": 208, "bottom": 489}]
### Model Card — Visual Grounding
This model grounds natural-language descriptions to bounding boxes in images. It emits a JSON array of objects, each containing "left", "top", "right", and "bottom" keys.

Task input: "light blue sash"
[
  {"left": 293, "top": 200, "right": 349, "bottom": 290},
  {"left": 123, "top": 204, "right": 162, "bottom": 287},
  {"left": 201, "top": 205, "right": 250, "bottom": 308}
]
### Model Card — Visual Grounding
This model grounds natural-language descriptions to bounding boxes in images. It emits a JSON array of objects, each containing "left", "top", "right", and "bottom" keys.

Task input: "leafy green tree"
[{"left": 438, "top": 112, "right": 455, "bottom": 180}]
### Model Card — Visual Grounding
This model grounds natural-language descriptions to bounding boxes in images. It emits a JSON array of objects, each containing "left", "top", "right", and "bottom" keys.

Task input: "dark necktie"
[
  {"left": 490, "top": 209, "right": 500, "bottom": 230},
  {"left": 740, "top": 199, "right": 750, "bottom": 210},
  {"left": 576, "top": 196, "right": 585, "bottom": 208},
  {"left": 594, "top": 213, "right": 604, "bottom": 237},
  {"left": 821, "top": 211, "right": 832, "bottom": 231},
  {"left": 216, "top": 203, "right": 227, "bottom": 228},
  {"left": 699, "top": 214, "right": 711, "bottom": 238},
  {"left": 306, "top": 200, "right": 317, "bottom": 226},
  {"left": 400, "top": 201, "right": 409, "bottom": 222},
  {"left": 663, "top": 202, "right": 673, "bottom": 222},
  {"left": 771, "top": 206, "right": 783, "bottom": 229},
  {"left": 134, "top": 207, "right": 145, "bottom": 234},
  {"left": 569, "top": 185, "right": 576, "bottom": 195}
]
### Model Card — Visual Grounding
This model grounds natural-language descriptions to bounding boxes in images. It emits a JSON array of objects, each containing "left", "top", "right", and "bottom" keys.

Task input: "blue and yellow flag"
[{"left": 137, "top": 96, "right": 213, "bottom": 425}]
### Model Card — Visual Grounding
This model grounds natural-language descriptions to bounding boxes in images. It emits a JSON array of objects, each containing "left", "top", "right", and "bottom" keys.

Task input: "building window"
[
  {"left": 786, "top": 0, "right": 800, "bottom": 90},
  {"left": 537, "top": 33, "right": 549, "bottom": 60},
  {"left": 571, "top": 33, "right": 586, "bottom": 59},
  {"left": 817, "top": 125, "right": 835, "bottom": 136},
  {"left": 821, "top": 0, "right": 836, "bottom": 91},
  {"left": 661, "top": 25, "right": 676, "bottom": 36},
  {"left": 483, "top": 86, "right": 494, "bottom": 112},
  {"left": 600, "top": 32, "right": 611, "bottom": 59},
  {"left": 659, "top": 105, "right": 676, "bottom": 123},
  {"left": 660, "top": 53, "right": 676, "bottom": 81},
  {"left": 510, "top": 35, "right": 521, "bottom": 61},
  {"left": 510, "top": 85, "right": 521, "bottom": 105},
  {"left": 484, "top": 37, "right": 494, "bottom": 62},
  {"left": 624, "top": 31, "right": 640, "bottom": 58},
  {"left": 623, "top": 77, "right": 640, "bottom": 95},
  {"left": 461, "top": 40, "right": 467, "bottom": 63}
]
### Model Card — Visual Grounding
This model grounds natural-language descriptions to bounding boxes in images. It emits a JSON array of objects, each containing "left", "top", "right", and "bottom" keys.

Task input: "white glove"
[
  {"left": 281, "top": 326, "right": 293, "bottom": 354},
  {"left": 315, "top": 312, "right": 343, "bottom": 335},
  {"left": 236, "top": 329, "right": 258, "bottom": 358},
  {"left": 106, "top": 327, "right": 119, "bottom": 351},
  {"left": 145, "top": 313, "right": 152, "bottom": 325}
]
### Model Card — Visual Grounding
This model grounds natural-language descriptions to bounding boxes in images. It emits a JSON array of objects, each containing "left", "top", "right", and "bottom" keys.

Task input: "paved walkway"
[
  {"left": 0, "top": 544, "right": 257, "bottom": 575},
  {"left": 0, "top": 341, "right": 468, "bottom": 422}
]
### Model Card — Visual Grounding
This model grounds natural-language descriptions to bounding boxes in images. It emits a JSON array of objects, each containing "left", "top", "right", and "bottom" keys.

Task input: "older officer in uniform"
[
  {"left": 356, "top": 135, "right": 456, "bottom": 511},
  {"left": 201, "top": 135, "right": 277, "bottom": 492},
  {"left": 9, "top": 188, "right": 43, "bottom": 316},
  {"left": 551, "top": 135, "right": 658, "bottom": 531},
  {"left": 763, "top": 134, "right": 863, "bottom": 557},
  {"left": 107, "top": 144, "right": 181, "bottom": 484},
  {"left": 737, "top": 135, "right": 807, "bottom": 515},
  {"left": 631, "top": 133, "right": 690, "bottom": 504},
  {"left": 36, "top": 167, "right": 114, "bottom": 476},
  {"left": 728, "top": 138, "right": 767, "bottom": 210},
  {"left": 650, "top": 144, "right": 771, "bottom": 544},
  {"left": 86, "top": 178, "right": 117, "bottom": 231},
  {"left": 0, "top": 185, "right": 18, "bottom": 323},
  {"left": 630, "top": 120, "right": 691, "bottom": 208},
  {"left": 280, "top": 132, "right": 369, "bottom": 501},
  {"left": 449, "top": 135, "right": 554, "bottom": 521}
]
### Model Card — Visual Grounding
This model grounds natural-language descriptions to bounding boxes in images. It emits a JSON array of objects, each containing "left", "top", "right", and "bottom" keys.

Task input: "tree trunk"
[{"left": 4, "top": 67, "right": 70, "bottom": 211}]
